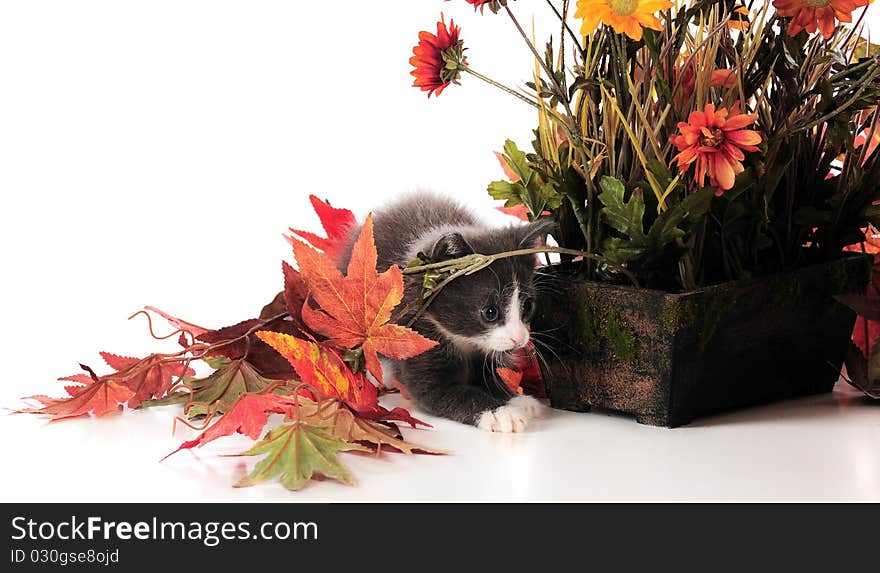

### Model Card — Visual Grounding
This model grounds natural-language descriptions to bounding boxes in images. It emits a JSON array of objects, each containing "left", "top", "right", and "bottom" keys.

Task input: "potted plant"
[{"left": 409, "top": 0, "right": 880, "bottom": 425}]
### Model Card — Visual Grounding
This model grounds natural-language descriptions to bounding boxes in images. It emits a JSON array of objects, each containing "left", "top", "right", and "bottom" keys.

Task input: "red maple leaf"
[
  {"left": 163, "top": 392, "right": 296, "bottom": 459},
  {"left": 100, "top": 352, "right": 194, "bottom": 408},
  {"left": 499, "top": 343, "right": 546, "bottom": 399},
  {"left": 21, "top": 366, "right": 135, "bottom": 421},
  {"left": 286, "top": 195, "right": 356, "bottom": 266},
  {"left": 197, "top": 317, "right": 300, "bottom": 379},
  {"left": 282, "top": 260, "right": 308, "bottom": 326},
  {"left": 293, "top": 214, "right": 437, "bottom": 384}
]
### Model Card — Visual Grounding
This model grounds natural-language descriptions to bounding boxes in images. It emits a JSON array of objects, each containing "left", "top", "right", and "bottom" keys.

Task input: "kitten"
[{"left": 337, "top": 192, "right": 551, "bottom": 432}]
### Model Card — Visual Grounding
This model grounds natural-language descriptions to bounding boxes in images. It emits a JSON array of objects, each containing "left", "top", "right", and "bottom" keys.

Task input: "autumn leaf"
[
  {"left": 142, "top": 358, "right": 287, "bottom": 417},
  {"left": 294, "top": 214, "right": 437, "bottom": 383},
  {"left": 233, "top": 421, "right": 368, "bottom": 491},
  {"left": 508, "top": 343, "right": 546, "bottom": 399},
  {"left": 21, "top": 366, "right": 135, "bottom": 421},
  {"left": 196, "top": 317, "right": 300, "bottom": 379},
  {"left": 99, "top": 352, "right": 194, "bottom": 408},
  {"left": 286, "top": 194, "right": 356, "bottom": 266},
  {"left": 255, "top": 331, "right": 366, "bottom": 406},
  {"left": 282, "top": 261, "right": 308, "bottom": 322},
  {"left": 496, "top": 204, "right": 530, "bottom": 222},
  {"left": 496, "top": 367, "right": 524, "bottom": 395},
  {"left": 300, "top": 398, "right": 442, "bottom": 455},
  {"left": 256, "top": 330, "right": 430, "bottom": 427},
  {"left": 164, "top": 392, "right": 299, "bottom": 459}
]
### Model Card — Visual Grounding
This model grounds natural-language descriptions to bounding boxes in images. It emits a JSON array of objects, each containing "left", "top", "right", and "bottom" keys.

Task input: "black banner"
[{"left": 1, "top": 503, "right": 876, "bottom": 569}]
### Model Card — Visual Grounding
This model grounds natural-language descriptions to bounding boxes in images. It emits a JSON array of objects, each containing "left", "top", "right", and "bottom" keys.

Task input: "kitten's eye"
[
  {"left": 481, "top": 305, "right": 500, "bottom": 323},
  {"left": 521, "top": 297, "right": 534, "bottom": 319}
]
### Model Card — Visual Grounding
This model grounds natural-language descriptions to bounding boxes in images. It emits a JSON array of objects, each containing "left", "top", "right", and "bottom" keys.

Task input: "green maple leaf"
[
  {"left": 140, "top": 358, "right": 282, "bottom": 417},
  {"left": 233, "top": 421, "right": 368, "bottom": 491}
]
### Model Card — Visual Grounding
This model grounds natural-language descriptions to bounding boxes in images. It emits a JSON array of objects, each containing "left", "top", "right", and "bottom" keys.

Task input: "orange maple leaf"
[
  {"left": 256, "top": 331, "right": 429, "bottom": 427},
  {"left": 255, "top": 331, "right": 366, "bottom": 405},
  {"left": 21, "top": 371, "right": 135, "bottom": 421},
  {"left": 292, "top": 214, "right": 437, "bottom": 383},
  {"left": 496, "top": 367, "right": 525, "bottom": 395}
]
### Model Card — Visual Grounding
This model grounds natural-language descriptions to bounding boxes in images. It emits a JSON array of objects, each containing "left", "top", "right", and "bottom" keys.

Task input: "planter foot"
[{"left": 635, "top": 414, "right": 675, "bottom": 428}]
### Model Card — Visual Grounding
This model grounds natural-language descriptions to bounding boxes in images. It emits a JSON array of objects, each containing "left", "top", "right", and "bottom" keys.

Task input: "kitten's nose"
[{"left": 509, "top": 331, "right": 529, "bottom": 348}]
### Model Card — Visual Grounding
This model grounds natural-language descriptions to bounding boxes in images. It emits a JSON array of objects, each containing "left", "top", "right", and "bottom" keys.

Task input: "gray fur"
[{"left": 337, "top": 192, "right": 550, "bottom": 426}]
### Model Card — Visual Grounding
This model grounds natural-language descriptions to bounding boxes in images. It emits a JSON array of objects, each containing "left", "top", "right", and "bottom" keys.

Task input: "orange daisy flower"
[
  {"left": 670, "top": 103, "right": 762, "bottom": 194},
  {"left": 773, "top": 0, "right": 871, "bottom": 40},
  {"left": 575, "top": 0, "right": 674, "bottom": 41},
  {"left": 409, "top": 15, "right": 466, "bottom": 98}
]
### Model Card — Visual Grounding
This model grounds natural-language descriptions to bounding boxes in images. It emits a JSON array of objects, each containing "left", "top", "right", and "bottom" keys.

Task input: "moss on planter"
[
  {"left": 573, "top": 291, "right": 637, "bottom": 361},
  {"left": 661, "top": 297, "right": 697, "bottom": 333},
  {"left": 577, "top": 293, "right": 598, "bottom": 346},
  {"left": 600, "top": 308, "right": 637, "bottom": 362}
]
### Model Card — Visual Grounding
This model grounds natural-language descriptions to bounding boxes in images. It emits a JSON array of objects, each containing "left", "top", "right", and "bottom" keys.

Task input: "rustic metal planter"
[{"left": 531, "top": 254, "right": 871, "bottom": 427}]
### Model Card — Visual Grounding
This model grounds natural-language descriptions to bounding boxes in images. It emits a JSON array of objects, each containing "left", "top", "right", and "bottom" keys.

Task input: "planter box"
[{"left": 531, "top": 254, "right": 871, "bottom": 427}]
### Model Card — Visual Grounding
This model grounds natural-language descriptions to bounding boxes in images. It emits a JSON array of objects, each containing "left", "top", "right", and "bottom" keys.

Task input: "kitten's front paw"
[
  {"left": 477, "top": 405, "right": 529, "bottom": 433},
  {"left": 508, "top": 395, "right": 544, "bottom": 418}
]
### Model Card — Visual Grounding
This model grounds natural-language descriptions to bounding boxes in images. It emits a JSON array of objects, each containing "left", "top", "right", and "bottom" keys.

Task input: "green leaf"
[
  {"left": 598, "top": 176, "right": 646, "bottom": 241},
  {"left": 139, "top": 359, "right": 280, "bottom": 417},
  {"left": 501, "top": 139, "right": 534, "bottom": 187},
  {"left": 648, "top": 186, "right": 715, "bottom": 245},
  {"left": 233, "top": 421, "right": 368, "bottom": 491},
  {"left": 600, "top": 237, "right": 647, "bottom": 265},
  {"left": 646, "top": 159, "right": 674, "bottom": 191},
  {"left": 487, "top": 180, "right": 523, "bottom": 206}
]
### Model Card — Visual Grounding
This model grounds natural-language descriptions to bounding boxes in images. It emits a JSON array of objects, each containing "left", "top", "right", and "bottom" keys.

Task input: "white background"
[{"left": 1, "top": 1, "right": 878, "bottom": 502}]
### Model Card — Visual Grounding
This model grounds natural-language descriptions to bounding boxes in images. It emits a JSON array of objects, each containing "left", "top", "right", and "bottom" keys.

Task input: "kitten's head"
[{"left": 422, "top": 220, "right": 552, "bottom": 355}]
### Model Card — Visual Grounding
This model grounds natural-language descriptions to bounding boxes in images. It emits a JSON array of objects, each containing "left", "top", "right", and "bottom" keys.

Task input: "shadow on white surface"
[{"left": 2, "top": 380, "right": 877, "bottom": 502}]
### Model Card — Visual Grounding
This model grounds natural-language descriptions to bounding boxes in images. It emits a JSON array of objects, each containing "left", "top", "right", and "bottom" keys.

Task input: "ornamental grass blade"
[{"left": 233, "top": 421, "right": 368, "bottom": 491}]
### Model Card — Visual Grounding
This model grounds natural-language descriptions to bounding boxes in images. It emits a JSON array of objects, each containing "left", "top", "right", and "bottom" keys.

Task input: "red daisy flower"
[
  {"left": 410, "top": 15, "right": 466, "bottom": 98},
  {"left": 773, "top": 0, "right": 870, "bottom": 40},
  {"left": 670, "top": 103, "right": 762, "bottom": 194}
]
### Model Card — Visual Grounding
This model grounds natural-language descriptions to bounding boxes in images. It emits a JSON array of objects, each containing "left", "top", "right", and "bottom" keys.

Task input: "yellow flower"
[{"left": 575, "top": 0, "right": 674, "bottom": 41}]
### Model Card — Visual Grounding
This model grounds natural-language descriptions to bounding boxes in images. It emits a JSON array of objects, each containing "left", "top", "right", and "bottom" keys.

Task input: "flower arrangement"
[
  {"left": 410, "top": 0, "right": 880, "bottom": 398},
  {"left": 411, "top": 0, "right": 878, "bottom": 288}
]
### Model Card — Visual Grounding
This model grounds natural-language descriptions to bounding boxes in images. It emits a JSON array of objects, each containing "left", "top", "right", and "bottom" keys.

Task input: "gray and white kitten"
[{"left": 337, "top": 192, "right": 551, "bottom": 432}]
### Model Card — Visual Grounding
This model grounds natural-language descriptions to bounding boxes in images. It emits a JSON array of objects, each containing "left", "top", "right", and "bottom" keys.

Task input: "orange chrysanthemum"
[
  {"left": 773, "top": 0, "right": 871, "bottom": 39},
  {"left": 575, "top": 0, "right": 674, "bottom": 41},
  {"left": 409, "top": 15, "right": 466, "bottom": 98},
  {"left": 670, "top": 103, "right": 762, "bottom": 194}
]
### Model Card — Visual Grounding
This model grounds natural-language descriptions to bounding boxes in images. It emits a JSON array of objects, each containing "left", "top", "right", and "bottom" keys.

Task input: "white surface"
[
  {"left": 2, "top": 381, "right": 879, "bottom": 502},
  {"left": 1, "top": 2, "right": 879, "bottom": 503}
]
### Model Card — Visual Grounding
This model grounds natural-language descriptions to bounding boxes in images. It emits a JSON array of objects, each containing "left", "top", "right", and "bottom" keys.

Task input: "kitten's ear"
[
  {"left": 517, "top": 218, "right": 556, "bottom": 248},
  {"left": 431, "top": 232, "right": 474, "bottom": 261}
]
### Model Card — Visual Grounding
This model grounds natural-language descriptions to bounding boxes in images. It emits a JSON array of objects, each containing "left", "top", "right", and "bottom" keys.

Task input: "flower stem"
[
  {"left": 459, "top": 66, "right": 543, "bottom": 111},
  {"left": 545, "top": 0, "right": 584, "bottom": 58}
]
